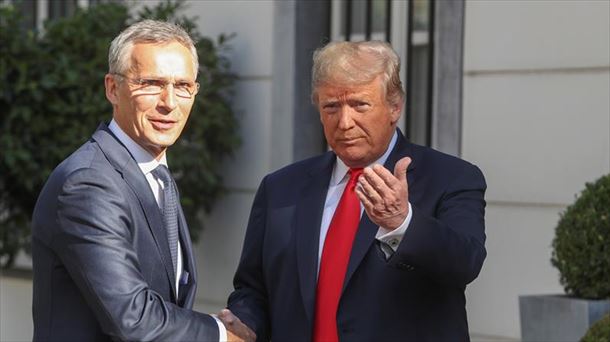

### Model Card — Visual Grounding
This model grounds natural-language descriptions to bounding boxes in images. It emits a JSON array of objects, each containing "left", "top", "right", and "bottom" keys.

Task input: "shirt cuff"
[
  {"left": 212, "top": 314, "right": 228, "bottom": 342},
  {"left": 375, "top": 202, "right": 413, "bottom": 252}
]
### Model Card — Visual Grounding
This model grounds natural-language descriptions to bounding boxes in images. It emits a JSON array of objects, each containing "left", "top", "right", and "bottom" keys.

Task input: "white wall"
[
  {"left": 0, "top": 276, "right": 33, "bottom": 342},
  {"left": 462, "top": 0, "right": 610, "bottom": 338}
]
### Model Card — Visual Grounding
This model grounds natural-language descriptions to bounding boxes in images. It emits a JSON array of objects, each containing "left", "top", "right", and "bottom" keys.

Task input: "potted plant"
[
  {"left": 581, "top": 313, "right": 610, "bottom": 342},
  {"left": 519, "top": 174, "right": 610, "bottom": 341}
]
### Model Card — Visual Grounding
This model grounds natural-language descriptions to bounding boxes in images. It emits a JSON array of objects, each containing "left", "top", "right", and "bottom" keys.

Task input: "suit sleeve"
[
  {"left": 227, "top": 177, "right": 271, "bottom": 341},
  {"left": 388, "top": 163, "right": 487, "bottom": 288},
  {"left": 52, "top": 167, "right": 219, "bottom": 341}
]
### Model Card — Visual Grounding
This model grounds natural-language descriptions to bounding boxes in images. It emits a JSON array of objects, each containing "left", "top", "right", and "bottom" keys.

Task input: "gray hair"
[
  {"left": 108, "top": 19, "right": 198, "bottom": 76},
  {"left": 311, "top": 41, "right": 404, "bottom": 107}
]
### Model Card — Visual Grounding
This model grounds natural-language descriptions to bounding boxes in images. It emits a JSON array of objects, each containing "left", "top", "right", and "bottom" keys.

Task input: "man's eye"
[
  {"left": 175, "top": 82, "right": 191, "bottom": 90},
  {"left": 353, "top": 102, "right": 370, "bottom": 111},
  {"left": 140, "top": 79, "right": 163, "bottom": 87}
]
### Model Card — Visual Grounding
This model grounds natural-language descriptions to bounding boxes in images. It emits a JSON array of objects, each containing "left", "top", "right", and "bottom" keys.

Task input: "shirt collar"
[
  {"left": 330, "top": 130, "right": 398, "bottom": 186},
  {"left": 108, "top": 119, "right": 168, "bottom": 175}
]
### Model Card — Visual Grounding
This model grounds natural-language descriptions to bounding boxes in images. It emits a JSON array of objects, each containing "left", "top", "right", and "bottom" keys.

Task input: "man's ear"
[
  {"left": 389, "top": 100, "right": 403, "bottom": 124},
  {"left": 104, "top": 74, "right": 119, "bottom": 105}
]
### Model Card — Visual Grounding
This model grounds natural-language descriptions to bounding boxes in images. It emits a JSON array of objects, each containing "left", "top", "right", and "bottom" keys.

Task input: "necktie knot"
[
  {"left": 151, "top": 164, "right": 172, "bottom": 185},
  {"left": 347, "top": 168, "right": 363, "bottom": 189},
  {"left": 349, "top": 168, "right": 363, "bottom": 180}
]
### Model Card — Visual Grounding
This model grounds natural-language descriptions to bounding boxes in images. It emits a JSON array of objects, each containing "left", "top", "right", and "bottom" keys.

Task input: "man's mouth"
[
  {"left": 149, "top": 118, "right": 177, "bottom": 130},
  {"left": 338, "top": 137, "right": 362, "bottom": 144}
]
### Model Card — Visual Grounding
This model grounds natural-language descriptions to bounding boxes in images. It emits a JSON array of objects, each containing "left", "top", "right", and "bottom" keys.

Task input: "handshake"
[{"left": 217, "top": 309, "right": 256, "bottom": 342}]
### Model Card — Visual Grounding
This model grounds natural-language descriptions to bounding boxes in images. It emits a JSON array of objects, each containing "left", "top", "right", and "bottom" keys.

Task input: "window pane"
[
  {"left": 351, "top": 0, "right": 366, "bottom": 35},
  {"left": 372, "top": 0, "right": 387, "bottom": 33},
  {"left": 406, "top": 0, "right": 432, "bottom": 146},
  {"left": 413, "top": 0, "right": 430, "bottom": 31}
]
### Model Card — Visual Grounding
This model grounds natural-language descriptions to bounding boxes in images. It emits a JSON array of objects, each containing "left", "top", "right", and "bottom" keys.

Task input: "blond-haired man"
[{"left": 227, "top": 41, "right": 487, "bottom": 341}]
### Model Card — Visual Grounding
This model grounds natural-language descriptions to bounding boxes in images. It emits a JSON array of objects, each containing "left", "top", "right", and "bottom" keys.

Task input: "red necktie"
[{"left": 313, "top": 168, "right": 363, "bottom": 342}]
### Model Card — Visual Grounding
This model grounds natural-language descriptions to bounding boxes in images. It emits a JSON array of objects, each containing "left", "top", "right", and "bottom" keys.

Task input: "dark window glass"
[{"left": 405, "top": 0, "right": 433, "bottom": 146}]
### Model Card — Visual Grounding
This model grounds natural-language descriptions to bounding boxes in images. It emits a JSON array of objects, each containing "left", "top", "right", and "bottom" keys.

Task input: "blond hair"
[{"left": 311, "top": 40, "right": 404, "bottom": 106}]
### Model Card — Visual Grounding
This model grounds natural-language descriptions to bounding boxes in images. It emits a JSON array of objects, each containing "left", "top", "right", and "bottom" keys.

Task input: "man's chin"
[{"left": 336, "top": 152, "right": 369, "bottom": 168}]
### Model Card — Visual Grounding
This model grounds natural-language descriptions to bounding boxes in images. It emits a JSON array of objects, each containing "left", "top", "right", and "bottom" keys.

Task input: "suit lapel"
[
  {"left": 295, "top": 152, "right": 335, "bottom": 326},
  {"left": 92, "top": 123, "right": 177, "bottom": 299},
  {"left": 343, "top": 130, "right": 416, "bottom": 292}
]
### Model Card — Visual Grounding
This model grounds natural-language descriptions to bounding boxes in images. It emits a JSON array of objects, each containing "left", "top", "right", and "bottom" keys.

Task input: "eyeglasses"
[{"left": 113, "top": 73, "right": 199, "bottom": 98}]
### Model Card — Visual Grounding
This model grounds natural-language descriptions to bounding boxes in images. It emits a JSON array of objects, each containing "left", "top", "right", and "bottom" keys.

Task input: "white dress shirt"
[
  {"left": 108, "top": 120, "right": 227, "bottom": 341},
  {"left": 318, "top": 131, "right": 413, "bottom": 270}
]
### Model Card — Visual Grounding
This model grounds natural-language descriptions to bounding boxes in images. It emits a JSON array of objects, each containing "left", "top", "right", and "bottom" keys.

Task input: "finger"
[
  {"left": 355, "top": 185, "right": 375, "bottom": 211},
  {"left": 371, "top": 164, "right": 400, "bottom": 188},
  {"left": 363, "top": 166, "right": 392, "bottom": 195},
  {"left": 393, "top": 157, "right": 411, "bottom": 184},
  {"left": 358, "top": 177, "right": 383, "bottom": 203}
]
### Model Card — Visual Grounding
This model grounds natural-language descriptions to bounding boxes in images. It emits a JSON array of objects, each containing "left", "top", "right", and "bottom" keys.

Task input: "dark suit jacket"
[
  {"left": 228, "top": 130, "right": 487, "bottom": 341},
  {"left": 31, "top": 123, "right": 219, "bottom": 341}
]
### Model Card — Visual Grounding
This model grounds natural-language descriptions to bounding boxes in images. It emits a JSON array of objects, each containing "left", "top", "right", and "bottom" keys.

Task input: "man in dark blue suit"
[
  {"left": 227, "top": 41, "right": 487, "bottom": 341},
  {"left": 31, "top": 20, "right": 253, "bottom": 342}
]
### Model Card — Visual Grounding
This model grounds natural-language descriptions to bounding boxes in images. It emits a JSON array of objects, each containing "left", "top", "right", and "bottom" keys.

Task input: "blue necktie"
[{"left": 152, "top": 165, "right": 179, "bottom": 275}]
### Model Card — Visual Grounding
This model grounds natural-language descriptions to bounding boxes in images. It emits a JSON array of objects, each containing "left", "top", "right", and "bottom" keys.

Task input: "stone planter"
[{"left": 519, "top": 294, "right": 610, "bottom": 342}]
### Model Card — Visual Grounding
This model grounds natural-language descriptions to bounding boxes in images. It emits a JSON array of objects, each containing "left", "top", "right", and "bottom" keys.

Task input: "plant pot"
[{"left": 519, "top": 294, "right": 610, "bottom": 341}]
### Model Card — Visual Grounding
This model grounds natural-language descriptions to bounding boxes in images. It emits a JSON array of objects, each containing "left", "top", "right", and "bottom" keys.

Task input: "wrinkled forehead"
[{"left": 127, "top": 42, "right": 196, "bottom": 77}]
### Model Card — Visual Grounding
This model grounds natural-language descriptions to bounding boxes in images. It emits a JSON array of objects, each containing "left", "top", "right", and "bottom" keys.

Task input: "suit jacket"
[
  {"left": 228, "top": 130, "right": 487, "bottom": 341},
  {"left": 31, "top": 123, "right": 219, "bottom": 341}
]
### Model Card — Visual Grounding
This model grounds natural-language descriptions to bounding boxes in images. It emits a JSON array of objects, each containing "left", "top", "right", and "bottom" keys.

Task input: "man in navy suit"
[
  {"left": 31, "top": 20, "right": 254, "bottom": 342},
  {"left": 227, "top": 41, "right": 487, "bottom": 341}
]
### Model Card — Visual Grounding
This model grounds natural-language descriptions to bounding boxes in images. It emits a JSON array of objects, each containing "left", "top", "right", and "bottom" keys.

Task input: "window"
[
  {"left": 335, "top": 0, "right": 392, "bottom": 42},
  {"left": 405, "top": 0, "right": 433, "bottom": 146}
]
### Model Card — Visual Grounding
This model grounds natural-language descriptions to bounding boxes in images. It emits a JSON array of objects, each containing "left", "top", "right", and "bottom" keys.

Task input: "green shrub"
[
  {"left": 581, "top": 313, "right": 610, "bottom": 342},
  {"left": 0, "top": 0, "right": 239, "bottom": 268},
  {"left": 551, "top": 174, "right": 610, "bottom": 299}
]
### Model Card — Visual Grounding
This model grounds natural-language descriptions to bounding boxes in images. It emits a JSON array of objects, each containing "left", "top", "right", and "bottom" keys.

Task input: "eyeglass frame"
[{"left": 112, "top": 73, "right": 200, "bottom": 99}]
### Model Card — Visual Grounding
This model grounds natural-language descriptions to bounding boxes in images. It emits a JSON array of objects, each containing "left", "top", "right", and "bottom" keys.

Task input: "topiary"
[
  {"left": 0, "top": 0, "right": 239, "bottom": 268},
  {"left": 581, "top": 313, "right": 610, "bottom": 342},
  {"left": 551, "top": 174, "right": 610, "bottom": 299}
]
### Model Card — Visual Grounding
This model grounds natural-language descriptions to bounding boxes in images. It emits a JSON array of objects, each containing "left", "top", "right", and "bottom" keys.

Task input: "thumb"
[{"left": 394, "top": 157, "right": 411, "bottom": 182}]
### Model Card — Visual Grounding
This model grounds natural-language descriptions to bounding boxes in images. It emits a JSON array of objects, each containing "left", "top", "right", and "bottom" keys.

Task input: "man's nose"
[
  {"left": 158, "top": 84, "right": 178, "bottom": 112},
  {"left": 337, "top": 107, "right": 355, "bottom": 130}
]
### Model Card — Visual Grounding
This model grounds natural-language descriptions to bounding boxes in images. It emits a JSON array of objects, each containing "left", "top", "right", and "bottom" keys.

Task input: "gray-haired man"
[{"left": 32, "top": 20, "right": 254, "bottom": 342}]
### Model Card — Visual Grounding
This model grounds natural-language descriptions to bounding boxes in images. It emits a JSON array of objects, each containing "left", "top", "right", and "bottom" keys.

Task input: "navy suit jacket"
[
  {"left": 31, "top": 124, "right": 219, "bottom": 341},
  {"left": 228, "top": 130, "right": 487, "bottom": 341}
]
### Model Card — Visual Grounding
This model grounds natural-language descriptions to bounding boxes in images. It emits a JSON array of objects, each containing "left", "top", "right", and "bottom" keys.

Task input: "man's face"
[
  {"left": 317, "top": 76, "right": 402, "bottom": 168},
  {"left": 105, "top": 42, "right": 197, "bottom": 159}
]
